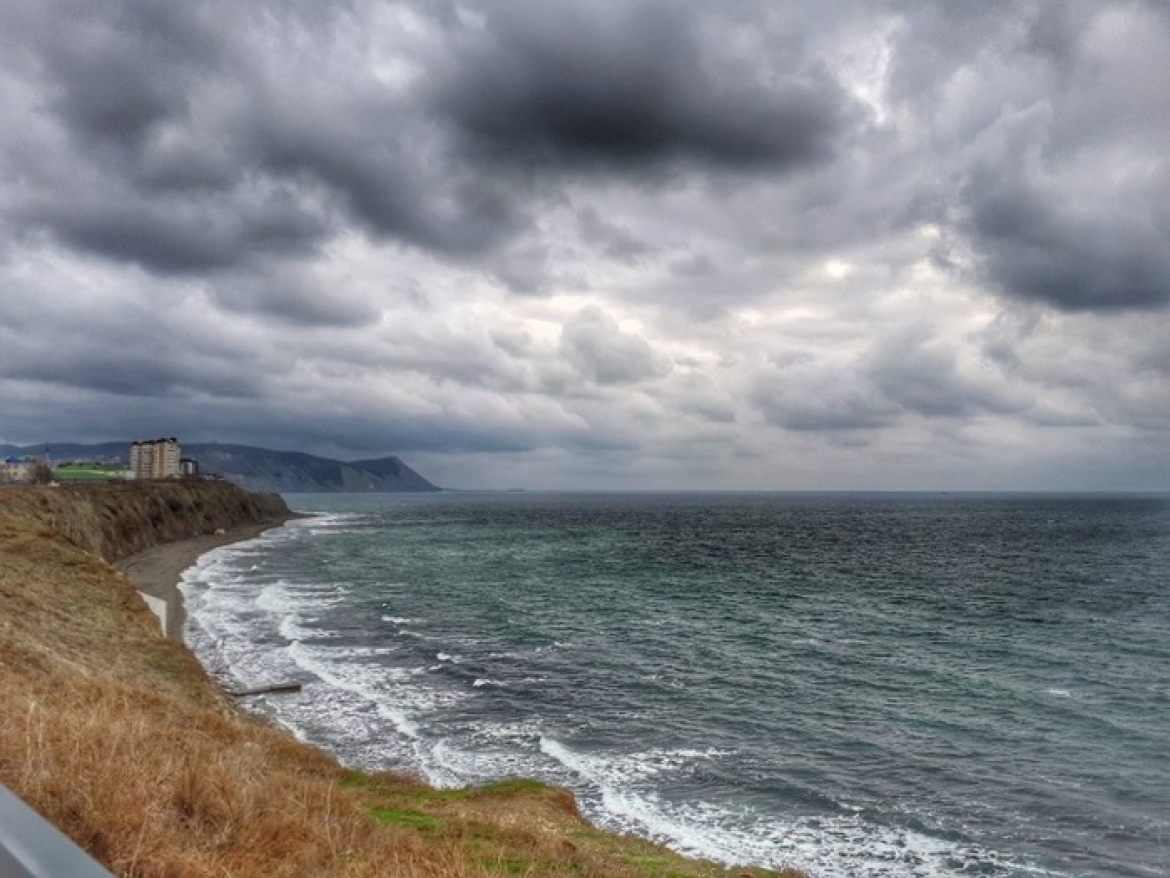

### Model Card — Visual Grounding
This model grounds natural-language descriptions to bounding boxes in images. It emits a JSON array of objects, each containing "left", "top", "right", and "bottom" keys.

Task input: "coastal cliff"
[
  {"left": 0, "top": 483, "right": 799, "bottom": 878},
  {"left": 0, "top": 480, "right": 290, "bottom": 563}
]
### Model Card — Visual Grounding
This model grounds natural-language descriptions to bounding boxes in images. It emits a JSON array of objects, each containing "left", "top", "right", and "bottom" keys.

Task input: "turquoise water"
[{"left": 181, "top": 493, "right": 1170, "bottom": 877}]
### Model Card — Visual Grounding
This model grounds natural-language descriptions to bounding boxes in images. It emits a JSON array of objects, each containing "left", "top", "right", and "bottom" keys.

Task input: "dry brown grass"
[{"left": 0, "top": 503, "right": 803, "bottom": 878}]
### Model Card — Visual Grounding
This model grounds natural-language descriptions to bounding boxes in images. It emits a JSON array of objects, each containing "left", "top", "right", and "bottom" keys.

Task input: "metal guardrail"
[{"left": 0, "top": 784, "right": 114, "bottom": 877}]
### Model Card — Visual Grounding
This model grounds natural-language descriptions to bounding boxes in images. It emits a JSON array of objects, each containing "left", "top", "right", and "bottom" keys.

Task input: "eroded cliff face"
[{"left": 0, "top": 480, "right": 291, "bottom": 563}]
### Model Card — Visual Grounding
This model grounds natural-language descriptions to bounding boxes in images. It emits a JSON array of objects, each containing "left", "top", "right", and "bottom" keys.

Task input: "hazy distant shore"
[{"left": 117, "top": 514, "right": 300, "bottom": 640}]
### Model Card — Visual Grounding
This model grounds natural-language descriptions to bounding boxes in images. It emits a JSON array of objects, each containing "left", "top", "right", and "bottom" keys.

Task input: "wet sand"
[{"left": 116, "top": 516, "right": 299, "bottom": 640}]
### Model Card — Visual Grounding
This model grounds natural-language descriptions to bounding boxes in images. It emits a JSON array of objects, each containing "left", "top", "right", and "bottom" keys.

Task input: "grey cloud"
[
  {"left": 487, "top": 240, "right": 551, "bottom": 294},
  {"left": 753, "top": 369, "right": 896, "bottom": 433},
  {"left": 576, "top": 208, "right": 653, "bottom": 264},
  {"left": 232, "top": 411, "right": 544, "bottom": 457},
  {"left": 963, "top": 166, "right": 1170, "bottom": 311},
  {"left": 671, "top": 373, "right": 737, "bottom": 424},
  {"left": 208, "top": 272, "right": 380, "bottom": 328},
  {"left": 4, "top": 0, "right": 528, "bottom": 278},
  {"left": 753, "top": 328, "right": 1021, "bottom": 433},
  {"left": 378, "top": 332, "right": 530, "bottom": 392},
  {"left": 560, "top": 306, "right": 670, "bottom": 385},
  {"left": 28, "top": 1, "right": 224, "bottom": 152},
  {"left": 979, "top": 310, "right": 1043, "bottom": 372},
  {"left": 248, "top": 97, "right": 527, "bottom": 254},
  {"left": 3, "top": 325, "right": 263, "bottom": 400},
  {"left": 0, "top": 276, "right": 272, "bottom": 401},
  {"left": 491, "top": 327, "right": 533, "bottom": 358},
  {"left": 27, "top": 188, "right": 329, "bottom": 276},
  {"left": 10, "top": 351, "right": 260, "bottom": 400},
  {"left": 888, "top": 1, "right": 1170, "bottom": 312},
  {"left": 866, "top": 330, "right": 1019, "bottom": 418},
  {"left": 433, "top": 1, "right": 849, "bottom": 173}
]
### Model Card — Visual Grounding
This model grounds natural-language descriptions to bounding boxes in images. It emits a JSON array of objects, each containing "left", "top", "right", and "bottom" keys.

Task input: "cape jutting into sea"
[{"left": 180, "top": 492, "right": 1170, "bottom": 878}]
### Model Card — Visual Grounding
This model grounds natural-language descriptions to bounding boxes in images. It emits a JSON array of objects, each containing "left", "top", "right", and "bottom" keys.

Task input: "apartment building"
[{"left": 130, "top": 437, "right": 181, "bottom": 479}]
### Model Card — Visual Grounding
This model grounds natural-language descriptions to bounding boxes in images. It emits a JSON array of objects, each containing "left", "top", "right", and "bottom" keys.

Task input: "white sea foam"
[
  {"left": 177, "top": 513, "right": 460, "bottom": 778},
  {"left": 537, "top": 737, "right": 1057, "bottom": 878},
  {"left": 429, "top": 738, "right": 540, "bottom": 785},
  {"left": 288, "top": 512, "right": 363, "bottom": 533},
  {"left": 279, "top": 638, "right": 470, "bottom": 771}
]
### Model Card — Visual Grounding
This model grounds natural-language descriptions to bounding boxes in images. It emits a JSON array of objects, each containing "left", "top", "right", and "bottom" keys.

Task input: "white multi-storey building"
[{"left": 130, "top": 438, "right": 181, "bottom": 479}]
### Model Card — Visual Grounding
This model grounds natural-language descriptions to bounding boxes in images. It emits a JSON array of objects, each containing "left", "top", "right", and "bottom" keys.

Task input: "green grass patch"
[
  {"left": 470, "top": 778, "right": 554, "bottom": 797},
  {"left": 475, "top": 854, "right": 586, "bottom": 877},
  {"left": 53, "top": 466, "right": 127, "bottom": 481},
  {"left": 368, "top": 807, "right": 444, "bottom": 833},
  {"left": 621, "top": 852, "right": 696, "bottom": 877},
  {"left": 339, "top": 770, "right": 370, "bottom": 789},
  {"left": 405, "top": 777, "right": 559, "bottom": 805},
  {"left": 491, "top": 856, "right": 534, "bottom": 875}
]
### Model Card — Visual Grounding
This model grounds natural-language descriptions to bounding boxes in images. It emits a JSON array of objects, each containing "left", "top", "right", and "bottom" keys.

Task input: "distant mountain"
[
  {"left": 187, "top": 444, "right": 439, "bottom": 493},
  {"left": 0, "top": 441, "right": 440, "bottom": 493},
  {"left": 1, "top": 442, "right": 129, "bottom": 463}
]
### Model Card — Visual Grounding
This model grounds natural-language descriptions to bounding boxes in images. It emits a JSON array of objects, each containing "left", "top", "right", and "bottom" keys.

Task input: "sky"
[{"left": 1, "top": 0, "right": 1168, "bottom": 491}]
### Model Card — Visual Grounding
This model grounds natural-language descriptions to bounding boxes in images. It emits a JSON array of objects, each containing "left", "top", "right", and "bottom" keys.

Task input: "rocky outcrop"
[{"left": 0, "top": 481, "right": 291, "bottom": 563}]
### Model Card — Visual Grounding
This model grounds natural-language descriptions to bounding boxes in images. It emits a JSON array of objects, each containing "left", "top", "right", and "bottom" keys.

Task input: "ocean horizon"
[{"left": 180, "top": 491, "right": 1169, "bottom": 877}]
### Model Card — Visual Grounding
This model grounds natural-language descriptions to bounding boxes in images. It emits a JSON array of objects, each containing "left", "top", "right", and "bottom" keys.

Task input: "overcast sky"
[{"left": 2, "top": 0, "right": 1168, "bottom": 490}]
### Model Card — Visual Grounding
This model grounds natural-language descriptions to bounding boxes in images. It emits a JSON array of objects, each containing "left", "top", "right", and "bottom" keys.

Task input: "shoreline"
[{"left": 116, "top": 514, "right": 301, "bottom": 640}]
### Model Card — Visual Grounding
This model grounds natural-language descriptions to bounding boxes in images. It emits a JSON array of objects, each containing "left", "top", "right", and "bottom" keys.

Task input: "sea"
[{"left": 178, "top": 492, "right": 1170, "bottom": 878}]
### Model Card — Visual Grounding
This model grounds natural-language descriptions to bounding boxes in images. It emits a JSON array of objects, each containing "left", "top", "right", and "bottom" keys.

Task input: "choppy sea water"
[{"left": 180, "top": 493, "right": 1170, "bottom": 877}]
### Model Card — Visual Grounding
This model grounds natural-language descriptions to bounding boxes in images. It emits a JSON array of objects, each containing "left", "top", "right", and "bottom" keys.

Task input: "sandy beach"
[{"left": 116, "top": 515, "right": 298, "bottom": 640}]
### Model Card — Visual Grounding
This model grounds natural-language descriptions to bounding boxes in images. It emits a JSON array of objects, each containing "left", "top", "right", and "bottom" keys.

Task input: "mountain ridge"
[{"left": 0, "top": 441, "right": 440, "bottom": 493}]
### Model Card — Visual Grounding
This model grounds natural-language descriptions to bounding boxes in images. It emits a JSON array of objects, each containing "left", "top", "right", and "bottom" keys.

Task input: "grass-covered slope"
[{"left": 0, "top": 485, "right": 802, "bottom": 878}]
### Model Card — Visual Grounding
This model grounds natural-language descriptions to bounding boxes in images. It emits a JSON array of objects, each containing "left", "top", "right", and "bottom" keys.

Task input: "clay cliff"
[{"left": 0, "top": 480, "right": 291, "bottom": 563}]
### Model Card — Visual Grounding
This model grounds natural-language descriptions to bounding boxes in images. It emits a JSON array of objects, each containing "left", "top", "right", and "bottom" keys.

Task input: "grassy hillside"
[{"left": 0, "top": 485, "right": 802, "bottom": 878}]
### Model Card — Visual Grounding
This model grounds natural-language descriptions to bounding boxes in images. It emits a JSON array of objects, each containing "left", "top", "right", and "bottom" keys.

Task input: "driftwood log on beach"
[{"left": 226, "top": 682, "right": 304, "bottom": 697}]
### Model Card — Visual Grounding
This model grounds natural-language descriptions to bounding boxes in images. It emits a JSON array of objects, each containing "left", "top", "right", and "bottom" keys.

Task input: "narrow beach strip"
[{"left": 116, "top": 516, "right": 297, "bottom": 640}]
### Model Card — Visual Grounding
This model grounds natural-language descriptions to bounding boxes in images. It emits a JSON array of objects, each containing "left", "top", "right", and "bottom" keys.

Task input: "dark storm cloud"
[
  {"left": 432, "top": 2, "right": 849, "bottom": 172},
  {"left": 10, "top": 351, "right": 260, "bottom": 400},
  {"left": 3, "top": 0, "right": 526, "bottom": 276},
  {"left": 884, "top": 0, "right": 1170, "bottom": 312},
  {"left": 2, "top": 0, "right": 856, "bottom": 288},
  {"left": 208, "top": 272, "right": 380, "bottom": 328},
  {"left": 16, "top": 1, "right": 224, "bottom": 153},
  {"left": 3, "top": 324, "right": 262, "bottom": 400},
  {"left": 246, "top": 97, "right": 527, "bottom": 254},
  {"left": 961, "top": 167, "right": 1170, "bottom": 312},
  {"left": 2, "top": 0, "right": 335, "bottom": 273},
  {"left": 27, "top": 190, "right": 329, "bottom": 276}
]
